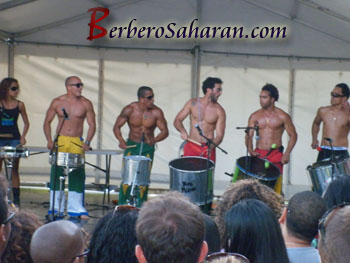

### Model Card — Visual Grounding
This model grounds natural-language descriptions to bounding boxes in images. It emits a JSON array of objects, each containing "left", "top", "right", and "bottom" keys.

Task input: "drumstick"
[
  {"left": 126, "top": 145, "right": 137, "bottom": 149},
  {"left": 187, "top": 138, "right": 201, "bottom": 146}
]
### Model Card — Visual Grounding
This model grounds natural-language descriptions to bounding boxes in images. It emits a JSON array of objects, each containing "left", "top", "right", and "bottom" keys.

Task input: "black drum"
[{"left": 233, "top": 156, "right": 280, "bottom": 188}]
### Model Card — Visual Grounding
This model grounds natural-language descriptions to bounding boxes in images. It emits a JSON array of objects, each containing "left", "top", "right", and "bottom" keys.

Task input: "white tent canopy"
[{"left": 0, "top": 0, "right": 350, "bottom": 193}]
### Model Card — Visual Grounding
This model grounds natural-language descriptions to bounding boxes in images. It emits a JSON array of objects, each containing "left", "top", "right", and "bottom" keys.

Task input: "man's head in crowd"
[
  {"left": 280, "top": 191, "right": 327, "bottom": 243},
  {"left": 30, "top": 220, "right": 84, "bottom": 263},
  {"left": 135, "top": 191, "right": 208, "bottom": 263},
  {"left": 318, "top": 204, "right": 350, "bottom": 263}
]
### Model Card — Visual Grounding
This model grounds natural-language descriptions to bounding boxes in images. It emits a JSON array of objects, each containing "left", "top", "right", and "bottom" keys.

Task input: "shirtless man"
[
  {"left": 311, "top": 83, "right": 350, "bottom": 162},
  {"left": 113, "top": 86, "right": 168, "bottom": 206},
  {"left": 174, "top": 77, "right": 226, "bottom": 163},
  {"left": 247, "top": 84, "right": 297, "bottom": 194},
  {"left": 43, "top": 76, "right": 96, "bottom": 219}
]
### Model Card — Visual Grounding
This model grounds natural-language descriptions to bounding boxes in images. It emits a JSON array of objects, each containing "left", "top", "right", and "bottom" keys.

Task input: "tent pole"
[
  {"left": 95, "top": 58, "right": 104, "bottom": 183},
  {"left": 7, "top": 39, "right": 14, "bottom": 77},
  {"left": 192, "top": 45, "right": 200, "bottom": 98},
  {"left": 287, "top": 67, "right": 295, "bottom": 185}
]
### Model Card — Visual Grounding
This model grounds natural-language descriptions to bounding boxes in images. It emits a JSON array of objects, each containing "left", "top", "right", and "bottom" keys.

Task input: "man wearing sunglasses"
[
  {"left": 311, "top": 83, "right": 350, "bottom": 161},
  {"left": 43, "top": 76, "right": 96, "bottom": 220},
  {"left": 174, "top": 77, "right": 226, "bottom": 163},
  {"left": 113, "top": 86, "right": 168, "bottom": 206}
]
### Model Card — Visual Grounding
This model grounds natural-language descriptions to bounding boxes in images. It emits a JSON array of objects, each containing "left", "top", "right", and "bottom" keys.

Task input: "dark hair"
[
  {"left": 137, "top": 86, "right": 153, "bottom": 99},
  {"left": 0, "top": 190, "right": 7, "bottom": 224},
  {"left": 0, "top": 78, "right": 18, "bottom": 100},
  {"left": 202, "top": 77, "right": 222, "bottom": 94},
  {"left": 286, "top": 191, "right": 327, "bottom": 243},
  {"left": 2, "top": 210, "right": 42, "bottom": 263},
  {"left": 203, "top": 214, "right": 221, "bottom": 254},
  {"left": 136, "top": 192, "right": 205, "bottom": 263},
  {"left": 214, "top": 179, "right": 283, "bottom": 246},
  {"left": 262, "top": 84, "right": 279, "bottom": 101},
  {"left": 87, "top": 209, "right": 139, "bottom": 263},
  {"left": 223, "top": 199, "right": 289, "bottom": 263},
  {"left": 323, "top": 176, "right": 350, "bottom": 209},
  {"left": 335, "top": 83, "right": 350, "bottom": 99}
]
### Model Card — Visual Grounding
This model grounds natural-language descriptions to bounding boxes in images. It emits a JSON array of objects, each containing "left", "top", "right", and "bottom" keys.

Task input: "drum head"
[
  {"left": 169, "top": 157, "right": 214, "bottom": 172},
  {"left": 124, "top": 155, "right": 152, "bottom": 162},
  {"left": 236, "top": 156, "right": 280, "bottom": 181}
]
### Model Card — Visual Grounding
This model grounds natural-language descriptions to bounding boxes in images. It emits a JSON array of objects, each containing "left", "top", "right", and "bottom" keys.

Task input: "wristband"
[{"left": 85, "top": 140, "right": 91, "bottom": 146}]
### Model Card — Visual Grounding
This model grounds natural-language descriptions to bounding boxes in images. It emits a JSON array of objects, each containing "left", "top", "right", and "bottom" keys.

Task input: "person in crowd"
[
  {"left": 0, "top": 78, "right": 30, "bottom": 206},
  {"left": 113, "top": 86, "right": 168, "bottom": 207},
  {"left": 30, "top": 220, "right": 85, "bottom": 263},
  {"left": 223, "top": 199, "right": 289, "bottom": 263},
  {"left": 87, "top": 205, "right": 139, "bottom": 263},
  {"left": 322, "top": 175, "right": 350, "bottom": 209},
  {"left": 247, "top": 83, "right": 297, "bottom": 194},
  {"left": 311, "top": 83, "right": 350, "bottom": 161},
  {"left": 135, "top": 191, "right": 208, "bottom": 263},
  {"left": 203, "top": 213, "right": 221, "bottom": 254},
  {"left": 43, "top": 76, "right": 96, "bottom": 219},
  {"left": 206, "top": 252, "right": 250, "bottom": 263},
  {"left": 0, "top": 190, "right": 12, "bottom": 263},
  {"left": 2, "top": 210, "right": 42, "bottom": 263},
  {"left": 214, "top": 179, "right": 283, "bottom": 245},
  {"left": 279, "top": 191, "right": 327, "bottom": 263},
  {"left": 318, "top": 204, "right": 350, "bottom": 263},
  {"left": 174, "top": 77, "right": 226, "bottom": 163}
]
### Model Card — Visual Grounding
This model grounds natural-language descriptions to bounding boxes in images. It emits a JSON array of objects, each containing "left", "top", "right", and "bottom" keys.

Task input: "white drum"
[
  {"left": 121, "top": 155, "right": 152, "bottom": 186},
  {"left": 49, "top": 152, "right": 84, "bottom": 168}
]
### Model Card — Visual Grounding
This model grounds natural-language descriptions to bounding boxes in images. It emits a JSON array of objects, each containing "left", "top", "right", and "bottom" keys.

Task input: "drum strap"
[{"left": 197, "top": 97, "right": 204, "bottom": 136}]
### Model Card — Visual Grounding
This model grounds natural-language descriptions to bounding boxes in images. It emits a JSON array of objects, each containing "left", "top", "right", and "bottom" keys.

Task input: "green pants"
[{"left": 119, "top": 139, "right": 155, "bottom": 207}]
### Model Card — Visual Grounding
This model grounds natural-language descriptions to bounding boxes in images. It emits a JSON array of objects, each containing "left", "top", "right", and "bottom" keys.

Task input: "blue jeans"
[{"left": 0, "top": 139, "right": 21, "bottom": 147}]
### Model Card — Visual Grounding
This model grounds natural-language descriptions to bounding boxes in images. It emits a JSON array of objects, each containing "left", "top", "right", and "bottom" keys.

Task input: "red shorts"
[
  {"left": 183, "top": 141, "right": 216, "bottom": 163},
  {"left": 255, "top": 148, "right": 283, "bottom": 174}
]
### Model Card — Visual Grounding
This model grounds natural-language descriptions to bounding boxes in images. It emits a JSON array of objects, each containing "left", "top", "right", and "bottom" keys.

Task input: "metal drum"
[
  {"left": 121, "top": 155, "right": 152, "bottom": 186},
  {"left": 233, "top": 156, "right": 280, "bottom": 188},
  {"left": 0, "top": 146, "right": 29, "bottom": 158},
  {"left": 307, "top": 157, "right": 350, "bottom": 195},
  {"left": 49, "top": 152, "right": 84, "bottom": 168},
  {"left": 169, "top": 157, "right": 215, "bottom": 206}
]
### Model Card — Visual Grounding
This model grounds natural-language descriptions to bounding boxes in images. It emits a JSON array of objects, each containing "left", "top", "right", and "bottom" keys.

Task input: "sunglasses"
[
  {"left": 73, "top": 249, "right": 89, "bottom": 260},
  {"left": 206, "top": 252, "right": 250, "bottom": 263},
  {"left": 2, "top": 212, "right": 15, "bottom": 225},
  {"left": 318, "top": 202, "right": 350, "bottom": 242},
  {"left": 143, "top": 95, "right": 154, "bottom": 100},
  {"left": 10, "top": 86, "right": 19, "bottom": 91},
  {"left": 330, "top": 92, "right": 345, "bottom": 98},
  {"left": 112, "top": 205, "right": 140, "bottom": 216},
  {"left": 69, "top": 83, "right": 84, "bottom": 88}
]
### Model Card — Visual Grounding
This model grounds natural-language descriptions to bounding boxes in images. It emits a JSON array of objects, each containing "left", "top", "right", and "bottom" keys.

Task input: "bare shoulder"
[
  {"left": 249, "top": 109, "right": 262, "bottom": 120},
  {"left": 151, "top": 104, "right": 165, "bottom": 117},
  {"left": 120, "top": 102, "right": 136, "bottom": 116},
  {"left": 50, "top": 95, "right": 66, "bottom": 107},
  {"left": 275, "top": 107, "right": 292, "bottom": 121},
  {"left": 214, "top": 103, "right": 226, "bottom": 115},
  {"left": 318, "top": 106, "right": 330, "bottom": 114}
]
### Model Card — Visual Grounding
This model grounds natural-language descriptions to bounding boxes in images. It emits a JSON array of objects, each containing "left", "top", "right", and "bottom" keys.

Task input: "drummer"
[
  {"left": 247, "top": 84, "right": 297, "bottom": 194},
  {"left": 0, "top": 78, "right": 30, "bottom": 206},
  {"left": 113, "top": 86, "right": 168, "bottom": 206},
  {"left": 311, "top": 83, "right": 350, "bottom": 162},
  {"left": 43, "top": 76, "right": 96, "bottom": 219},
  {"left": 174, "top": 77, "right": 226, "bottom": 163}
]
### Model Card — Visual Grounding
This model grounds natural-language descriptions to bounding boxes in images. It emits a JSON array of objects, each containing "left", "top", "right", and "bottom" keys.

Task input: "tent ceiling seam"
[
  {"left": 299, "top": 0, "right": 350, "bottom": 24},
  {"left": 243, "top": 0, "right": 350, "bottom": 44},
  {"left": 12, "top": 40, "right": 350, "bottom": 61},
  {"left": 14, "top": 0, "right": 146, "bottom": 38}
]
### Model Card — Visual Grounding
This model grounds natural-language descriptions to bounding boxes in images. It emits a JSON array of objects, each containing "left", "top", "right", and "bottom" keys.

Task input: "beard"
[{"left": 210, "top": 94, "right": 218, "bottom": 103}]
